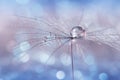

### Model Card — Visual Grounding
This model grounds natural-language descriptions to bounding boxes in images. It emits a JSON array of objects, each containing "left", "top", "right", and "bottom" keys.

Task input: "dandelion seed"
[{"left": 13, "top": 13, "right": 120, "bottom": 80}]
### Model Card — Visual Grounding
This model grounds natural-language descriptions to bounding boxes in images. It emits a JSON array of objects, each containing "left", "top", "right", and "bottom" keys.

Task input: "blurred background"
[{"left": 0, "top": 0, "right": 120, "bottom": 80}]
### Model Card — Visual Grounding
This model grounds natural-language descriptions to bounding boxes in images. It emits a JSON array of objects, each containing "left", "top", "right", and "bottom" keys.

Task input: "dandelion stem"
[{"left": 70, "top": 40, "right": 74, "bottom": 80}]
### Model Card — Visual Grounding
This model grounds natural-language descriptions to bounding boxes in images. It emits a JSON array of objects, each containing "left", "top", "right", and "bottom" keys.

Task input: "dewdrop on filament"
[{"left": 70, "top": 26, "right": 86, "bottom": 42}]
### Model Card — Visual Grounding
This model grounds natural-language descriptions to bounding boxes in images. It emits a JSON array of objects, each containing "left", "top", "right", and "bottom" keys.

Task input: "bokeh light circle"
[
  {"left": 99, "top": 73, "right": 108, "bottom": 80},
  {"left": 56, "top": 71, "right": 65, "bottom": 80}
]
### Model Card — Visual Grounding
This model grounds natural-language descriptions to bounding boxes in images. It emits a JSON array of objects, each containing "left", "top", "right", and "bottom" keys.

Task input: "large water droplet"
[{"left": 70, "top": 26, "right": 85, "bottom": 39}]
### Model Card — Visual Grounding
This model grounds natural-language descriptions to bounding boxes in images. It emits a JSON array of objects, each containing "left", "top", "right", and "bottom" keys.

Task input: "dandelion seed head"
[{"left": 11, "top": 7, "right": 120, "bottom": 80}]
